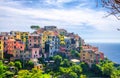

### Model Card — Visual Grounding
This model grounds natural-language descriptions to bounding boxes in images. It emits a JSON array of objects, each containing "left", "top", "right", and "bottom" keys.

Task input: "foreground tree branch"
[{"left": 98, "top": 0, "right": 120, "bottom": 20}]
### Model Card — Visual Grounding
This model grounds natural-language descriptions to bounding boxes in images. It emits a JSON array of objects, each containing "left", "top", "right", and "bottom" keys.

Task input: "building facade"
[{"left": 0, "top": 36, "right": 4, "bottom": 59}]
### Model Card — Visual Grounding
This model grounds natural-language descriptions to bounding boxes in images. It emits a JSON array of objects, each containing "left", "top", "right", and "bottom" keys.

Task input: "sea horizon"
[{"left": 88, "top": 42, "right": 120, "bottom": 64}]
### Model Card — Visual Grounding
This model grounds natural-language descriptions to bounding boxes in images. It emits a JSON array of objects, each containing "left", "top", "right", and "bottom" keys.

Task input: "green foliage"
[
  {"left": 15, "top": 61, "right": 22, "bottom": 70},
  {"left": 31, "top": 25, "right": 40, "bottom": 30},
  {"left": 91, "top": 64, "right": 102, "bottom": 76},
  {"left": 17, "top": 68, "right": 50, "bottom": 78},
  {"left": 102, "top": 62, "right": 115, "bottom": 77},
  {"left": 71, "top": 65, "right": 82, "bottom": 76},
  {"left": 38, "top": 57, "right": 45, "bottom": 64},
  {"left": 25, "top": 60, "right": 34, "bottom": 69},
  {"left": 74, "top": 51, "right": 80, "bottom": 58},
  {"left": 18, "top": 70, "right": 31, "bottom": 78},
  {"left": 53, "top": 55, "right": 62, "bottom": 66},
  {"left": 70, "top": 50, "right": 80, "bottom": 58},
  {"left": 80, "top": 74, "right": 87, "bottom": 78},
  {"left": 80, "top": 62, "right": 89, "bottom": 72},
  {"left": 8, "top": 62, "right": 15, "bottom": 66},
  {"left": 0, "top": 61, "right": 7, "bottom": 78},
  {"left": 61, "top": 59, "right": 70, "bottom": 67},
  {"left": 69, "top": 72, "right": 78, "bottom": 78},
  {"left": 4, "top": 71, "right": 14, "bottom": 78},
  {"left": 59, "top": 64, "right": 82, "bottom": 78}
]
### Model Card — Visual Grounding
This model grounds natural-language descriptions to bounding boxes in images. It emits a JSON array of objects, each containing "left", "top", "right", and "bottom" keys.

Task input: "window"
[
  {"left": 90, "top": 55, "right": 92, "bottom": 57},
  {"left": 20, "top": 55, "right": 22, "bottom": 58},
  {"left": 34, "top": 55, "right": 36, "bottom": 58},
  {"left": 83, "top": 54, "right": 85, "bottom": 56},
  {"left": 83, "top": 57, "right": 85, "bottom": 59},
  {"left": 91, "top": 60, "right": 93, "bottom": 63},
  {"left": 30, "top": 44, "right": 31, "bottom": 46},
  {"left": 51, "top": 53, "right": 52, "bottom": 55},
  {"left": 14, "top": 42, "right": 16, "bottom": 44},
  {"left": 14, "top": 46, "right": 16, "bottom": 49},
  {"left": 35, "top": 51, "right": 37, "bottom": 54}
]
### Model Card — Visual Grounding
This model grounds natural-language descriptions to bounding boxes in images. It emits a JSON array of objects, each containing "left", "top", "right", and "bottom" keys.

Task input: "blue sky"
[{"left": 0, "top": 0, "right": 120, "bottom": 43}]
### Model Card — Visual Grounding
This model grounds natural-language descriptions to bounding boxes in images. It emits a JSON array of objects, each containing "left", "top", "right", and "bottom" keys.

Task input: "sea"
[{"left": 89, "top": 43, "right": 120, "bottom": 64}]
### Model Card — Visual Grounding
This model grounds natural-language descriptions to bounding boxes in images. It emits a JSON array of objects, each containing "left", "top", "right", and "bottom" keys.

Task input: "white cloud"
[
  {"left": 0, "top": 0, "right": 120, "bottom": 42},
  {"left": 0, "top": 5, "right": 119, "bottom": 31}
]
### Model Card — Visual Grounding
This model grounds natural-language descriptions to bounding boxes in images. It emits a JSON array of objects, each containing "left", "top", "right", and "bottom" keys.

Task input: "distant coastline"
[{"left": 89, "top": 42, "right": 120, "bottom": 64}]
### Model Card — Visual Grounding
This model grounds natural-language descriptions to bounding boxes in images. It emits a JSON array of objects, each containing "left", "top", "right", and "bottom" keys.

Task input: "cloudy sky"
[{"left": 0, "top": 0, "right": 120, "bottom": 43}]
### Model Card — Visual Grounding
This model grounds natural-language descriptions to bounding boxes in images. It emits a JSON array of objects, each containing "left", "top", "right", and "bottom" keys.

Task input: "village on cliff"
[{"left": 0, "top": 26, "right": 104, "bottom": 68}]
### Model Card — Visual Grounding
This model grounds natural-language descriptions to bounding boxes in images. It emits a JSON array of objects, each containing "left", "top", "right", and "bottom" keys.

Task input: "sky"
[{"left": 0, "top": 0, "right": 120, "bottom": 43}]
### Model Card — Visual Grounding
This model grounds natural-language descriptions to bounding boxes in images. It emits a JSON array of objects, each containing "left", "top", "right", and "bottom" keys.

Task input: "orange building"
[
  {"left": 6, "top": 39, "right": 15, "bottom": 55},
  {"left": 15, "top": 39, "right": 25, "bottom": 51},
  {"left": 6, "top": 39, "right": 25, "bottom": 56},
  {"left": 80, "top": 49, "right": 95, "bottom": 67}
]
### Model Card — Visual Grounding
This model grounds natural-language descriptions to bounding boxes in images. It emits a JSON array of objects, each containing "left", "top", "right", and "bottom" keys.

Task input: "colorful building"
[
  {"left": 21, "top": 32, "right": 29, "bottom": 49},
  {"left": 6, "top": 39, "right": 15, "bottom": 55},
  {"left": 0, "top": 36, "right": 4, "bottom": 59},
  {"left": 80, "top": 49, "right": 95, "bottom": 66},
  {"left": 58, "top": 34, "right": 65, "bottom": 45},
  {"left": 14, "top": 39, "right": 25, "bottom": 59},
  {"left": 31, "top": 46, "right": 42, "bottom": 59},
  {"left": 29, "top": 34, "right": 42, "bottom": 48}
]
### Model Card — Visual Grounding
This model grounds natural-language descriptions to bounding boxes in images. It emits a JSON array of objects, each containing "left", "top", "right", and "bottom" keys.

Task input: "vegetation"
[
  {"left": 0, "top": 55, "right": 120, "bottom": 78},
  {"left": 30, "top": 25, "right": 40, "bottom": 30}
]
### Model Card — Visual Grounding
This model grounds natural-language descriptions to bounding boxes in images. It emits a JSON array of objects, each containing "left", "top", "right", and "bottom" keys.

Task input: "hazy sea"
[{"left": 89, "top": 43, "right": 120, "bottom": 64}]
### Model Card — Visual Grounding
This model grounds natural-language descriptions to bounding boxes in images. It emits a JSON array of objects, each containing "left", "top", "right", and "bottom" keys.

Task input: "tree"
[
  {"left": 8, "top": 62, "right": 15, "bottom": 67},
  {"left": 69, "top": 72, "right": 78, "bottom": 78},
  {"left": 18, "top": 68, "right": 51, "bottom": 78},
  {"left": 17, "top": 70, "right": 31, "bottom": 78},
  {"left": 97, "top": 0, "right": 120, "bottom": 20},
  {"left": 110, "top": 69, "right": 120, "bottom": 78},
  {"left": 59, "top": 67, "right": 76, "bottom": 78},
  {"left": 91, "top": 64, "right": 102, "bottom": 76},
  {"left": 25, "top": 61, "right": 34, "bottom": 69},
  {"left": 80, "top": 62, "right": 89, "bottom": 72},
  {"left": 80, "top": 74, "right": 87, "bottom": 78},
  {"left": 102, "top": 62, "right": 115, "bottom": 77},
  {"left": 4, "top": 71, "right": 14, "bottom": 78},
  {"left": 0, "top": 61, "right": 7, "bottom": 78},
  {"left": 61, "top": 59, "right": 70, "bottom": 67},
  {"left": 15, "top": 61, "right": 22, "bottom": 70},
  {"left": 53, "top": 55, "right": 62, "bottom": 66},
  {"left": 70, "top": 65, "right": 82, "bottom": 77},
  {"left": 30, "top": 25, "right": 40, "bottom": 30}
]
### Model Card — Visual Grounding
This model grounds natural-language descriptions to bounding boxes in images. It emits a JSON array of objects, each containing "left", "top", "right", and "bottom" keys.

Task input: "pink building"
[
  {"left": 31, "top": 47, "right": 42, "bottom": 59},
  {"left": 95, "top": 52, "right": 104, "bottom": 64},
  {"left": 29, "top": 34, "right": 42, "bottom": 48},
  {"left": 100, "top": 52, "right": 104, "bottom": 60},
  {"left": 92, "top": 46, "right": 98, "bottom": 52}
]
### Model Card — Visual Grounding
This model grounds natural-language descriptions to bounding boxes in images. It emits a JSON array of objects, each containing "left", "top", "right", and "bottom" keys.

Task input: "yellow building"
[
  {"left": 0, "top": 37, "right": 4, "bottom": 59},
  {"left": 20, "top": 32, "right": 29, "bottom": 49},
  {"left": 15, "top": 32, "right": 21, "bottom": 40},
  {"left": 21, "top": 32, "right": 29, "bottom": 43},
  {"left": 58, "top": 34, "right": 65, "bottom": 45},
  {"left": 80, "top": 49, "right": 95, "bottom": 66},
  {"left": 34, "top": 64, "right": 43, "bottom": 70}
]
